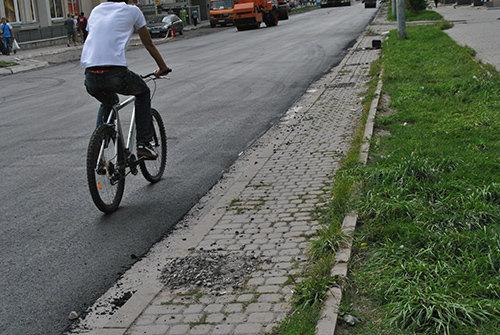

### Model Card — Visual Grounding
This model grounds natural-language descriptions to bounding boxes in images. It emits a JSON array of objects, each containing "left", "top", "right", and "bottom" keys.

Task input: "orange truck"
[
  {"left": 232, "top": 0, "right": 289, "bottom": 31},
  {"left": 210, "top": 0, "right": 234, "bottom": 27}
]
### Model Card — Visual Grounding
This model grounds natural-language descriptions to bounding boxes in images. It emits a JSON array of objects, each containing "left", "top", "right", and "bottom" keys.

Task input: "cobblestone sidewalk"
[{"left": 93, "top": 19, "right": 386, "bottom": 335}]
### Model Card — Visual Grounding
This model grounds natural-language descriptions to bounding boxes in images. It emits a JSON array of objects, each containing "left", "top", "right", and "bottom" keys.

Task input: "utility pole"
[{"left": 397, "top": 0, "right": 407, "bottom": 39}]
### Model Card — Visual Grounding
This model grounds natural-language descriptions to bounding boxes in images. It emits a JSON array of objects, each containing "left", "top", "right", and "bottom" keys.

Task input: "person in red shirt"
[{"left": 78, "top": 12, "right": 88, "bottom": 42}]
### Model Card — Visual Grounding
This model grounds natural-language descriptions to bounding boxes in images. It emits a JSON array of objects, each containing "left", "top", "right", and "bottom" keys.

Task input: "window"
[
  {"left": 68, "top": 0, "right": 80, "bottom": 15},
  {"left": 50, "top": 0, "right": 63, "bottom": 18},
  {"left": 2, "top": 0, "right": 37, "bottom": 23},
  {"left": 27, "top": 0, "right": 36, "bottom": 21},
  {"left": 210, "top": 0, "right": 233, "bottom": 10},
  {"left": 3, "top": 0, "right": 19, "bottom": 22}
]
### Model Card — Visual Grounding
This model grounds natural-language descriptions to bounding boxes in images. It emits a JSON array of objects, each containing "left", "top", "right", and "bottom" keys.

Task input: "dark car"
[{"left": 147, "top": 14, "right": 184, "bottom": 38}]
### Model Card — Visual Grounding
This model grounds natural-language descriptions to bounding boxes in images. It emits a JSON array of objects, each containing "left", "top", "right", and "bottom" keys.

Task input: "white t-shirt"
[{"left": 80, "top": 2, "right": 146, "bottom": 68}]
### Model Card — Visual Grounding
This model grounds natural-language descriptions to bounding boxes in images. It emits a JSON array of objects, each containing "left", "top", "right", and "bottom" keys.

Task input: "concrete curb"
[
  {"left": 316, "top": 75, "right": 383, "bottom": 335},
  {"left": 314, "top": 11, "right": 385, "bottom": 330}
]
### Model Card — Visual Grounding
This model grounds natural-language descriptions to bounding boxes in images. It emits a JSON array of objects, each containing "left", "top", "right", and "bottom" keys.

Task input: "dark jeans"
[
  {"left": 4, "top": 36, "right": 12, "bottom": 54},
  {"left": 82, "top": 29, "right": 88, "bottom": 41},
  {"left": 84, "top": 67, "right": 153, "bottom": 144}
]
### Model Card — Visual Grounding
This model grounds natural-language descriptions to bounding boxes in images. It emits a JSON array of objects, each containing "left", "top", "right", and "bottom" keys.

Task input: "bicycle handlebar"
[{"left": 142, "top": 68, "right": 172, "bottom": 79}]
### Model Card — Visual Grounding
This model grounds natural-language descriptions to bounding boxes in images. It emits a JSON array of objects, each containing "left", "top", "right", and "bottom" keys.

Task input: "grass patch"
[
  {"left": 0, "top": 61, "right": 17, "bottom": 68},
  {"left": 341, "top": 24, "right": 500, "bottom": 335},
  {"left": 270, "top": 304, "right": 323, "bottom": 335}
]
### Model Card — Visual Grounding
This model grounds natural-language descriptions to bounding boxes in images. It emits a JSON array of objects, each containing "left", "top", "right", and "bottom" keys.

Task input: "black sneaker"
[{"left": 137, "top": 142, "right": 158, "bottom": 160}]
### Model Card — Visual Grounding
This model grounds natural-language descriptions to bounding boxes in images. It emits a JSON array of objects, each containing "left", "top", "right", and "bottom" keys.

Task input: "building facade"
[{"left": 0, "top": 0, "right": 171, "bottom": 44}]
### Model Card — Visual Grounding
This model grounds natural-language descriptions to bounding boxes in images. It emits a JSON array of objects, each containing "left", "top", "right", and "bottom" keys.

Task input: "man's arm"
[{"left": 138, "top": 26, "right": 170, "bottom": 77}]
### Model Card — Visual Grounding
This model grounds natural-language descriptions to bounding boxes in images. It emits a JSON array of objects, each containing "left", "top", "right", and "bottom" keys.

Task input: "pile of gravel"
[{"left": 160, "top": 251, "right": 264, "bottom": 294}]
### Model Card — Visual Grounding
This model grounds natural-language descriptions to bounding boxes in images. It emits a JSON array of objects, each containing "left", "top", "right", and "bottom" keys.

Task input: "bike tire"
[
  {"left": 140, "top": 108, "right": 167, "bottom": 183},
  {"left": 87, "top": 124, "right": 125, "bottom": 213}
]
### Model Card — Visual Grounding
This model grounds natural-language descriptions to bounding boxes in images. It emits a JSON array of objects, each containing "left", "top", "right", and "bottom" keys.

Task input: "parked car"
[{"left": 147, "top": 14, "right": 184, "bottom": 38}]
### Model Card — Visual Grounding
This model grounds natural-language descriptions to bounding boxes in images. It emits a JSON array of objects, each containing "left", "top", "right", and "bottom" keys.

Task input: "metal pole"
[
  {"left": 392, "top": 0, "right": 396, "bottom": 17},
  {"left": 397, "top": 0, "right": 407, "bottom": 39}
]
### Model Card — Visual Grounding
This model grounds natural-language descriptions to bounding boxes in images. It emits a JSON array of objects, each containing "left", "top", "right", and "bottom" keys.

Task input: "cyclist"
[{"left": 81, "top": 0, "right": 170, "bottom": 159}]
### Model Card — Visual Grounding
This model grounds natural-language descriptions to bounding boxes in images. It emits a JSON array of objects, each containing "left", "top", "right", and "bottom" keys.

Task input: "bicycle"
[{"left": 86, "top": 70, "right": 170, "bottom": 213}]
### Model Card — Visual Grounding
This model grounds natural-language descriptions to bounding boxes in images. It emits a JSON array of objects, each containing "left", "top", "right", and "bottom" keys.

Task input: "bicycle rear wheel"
[
  {"left": 140, "top": 108, "right": 167, "bottom": 183},
  {"left": 87, "top": 124, "right": 125, "bottom": 213}
]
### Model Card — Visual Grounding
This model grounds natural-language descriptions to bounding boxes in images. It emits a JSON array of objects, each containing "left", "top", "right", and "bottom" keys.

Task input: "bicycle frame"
[
  {"left": 109, "top": 95, "right": 137, "bottom": 156},
  {"left": 96, "top": 96, "right": 137, "bottom": 178},
  {"left": 95, "top": 74, "right": 165, "bottom": 178}
]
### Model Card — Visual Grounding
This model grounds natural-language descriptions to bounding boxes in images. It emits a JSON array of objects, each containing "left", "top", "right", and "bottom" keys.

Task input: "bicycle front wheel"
[
  {"left": 87, "top": 124, "right": 125, "bottom": 213},
  {"left": 140, "top": 108, "right": 167, "bottom": 183}
]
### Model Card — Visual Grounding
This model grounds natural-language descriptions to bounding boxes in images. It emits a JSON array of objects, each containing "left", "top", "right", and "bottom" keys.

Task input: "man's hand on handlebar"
[{"left": 155, "top": 67, "right": 172, "bottom": 78}]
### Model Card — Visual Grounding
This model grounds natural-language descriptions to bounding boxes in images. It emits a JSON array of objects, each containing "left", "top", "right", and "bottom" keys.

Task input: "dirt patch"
[
  {"left": 160, "top": 250, "right": 268, "bottom": 295},
  {"left": 376, "top": 92, "right": 396, "bottom": 118}
]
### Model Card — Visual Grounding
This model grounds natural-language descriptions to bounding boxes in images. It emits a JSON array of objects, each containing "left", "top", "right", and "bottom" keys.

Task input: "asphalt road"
[{"left": 0, "top": 4, "right": 376, "bottom": 335}]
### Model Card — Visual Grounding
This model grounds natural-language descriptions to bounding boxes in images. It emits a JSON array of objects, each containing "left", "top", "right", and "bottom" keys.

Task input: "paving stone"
[
  {"left": 188, "top": 324, "right": 212, "bottom": 335},
  {"left": 223, "top": 303, "right": 244, "bottom": 313},
  {"left": 256, "top": 285, "right": 281, "bottom": 293},
  {"left": 246, "top": 277, "right": 265, "bottom": 286},
  {"left": 156, "top": 314, "right": 182, "bottom": 325},
  {"left": 247, "top": 312, "right": 275, "bottom": 323},
  {"left": 224, "top": 312, "right": 248, "bottom": 323},
  {"left": 203, "top": 304, "right": 224, "bottom": 314},
  {"left": 234, "top": 323, "right": 263, "bottom": 334},
  {"left": 212, "top": 324, "right": 236, "bottom": 334},
  {"left": 169, "top": 324, "right": 190, "bottom": 335},
  {"left": 257, "top": 294, "right": 282, "bottom": 303},
  {"left": 236, "top": 294, "right": 254, "bottom": 302},
  {"left": 246, "top": 302, "right": 272, "bottom": 313},
  {"left": 184, "top": 304, "right": 205, "bottom": 314},
  {"left": 206, "top": 313, "right": 225, "bottom": 323},
  {"left": 182, "top": 313, "right": 203, "bottom": 323},
  {"left": 128, "top": 324, "right": 168, "bottom": 335}
]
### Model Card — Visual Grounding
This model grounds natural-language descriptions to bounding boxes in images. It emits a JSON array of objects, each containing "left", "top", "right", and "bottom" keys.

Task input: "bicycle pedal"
[{"left": 128, "top": 155, "right": 139, "bottom": 175}]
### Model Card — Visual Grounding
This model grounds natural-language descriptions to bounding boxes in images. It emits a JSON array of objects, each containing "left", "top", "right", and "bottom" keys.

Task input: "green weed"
[
  {"left": 0, "top": 61, "right": 17, "bottom": 68},
  {"left": 349, "top": 24, "right": 500, "bottom": 334}
]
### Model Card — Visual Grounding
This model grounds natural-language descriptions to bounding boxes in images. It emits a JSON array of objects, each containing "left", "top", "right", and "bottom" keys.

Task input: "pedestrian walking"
[
  {"left": 191, "top": 9, "right": 198, "bottom": 27},
  {"left": 180, "top": 7, "right": 187, "bottom": 26},
  {"left": 78, "top": 12, "right": 88, "bottom": 42},
  {"left": 0, "top": 26, "right": 7, "bottom": 55},
  {"left": 434, "top": 0, "right": 439, "bottom": 7},
  {"left": 76, "top": 14, "right": 83, "bottom": 43},
  {"left": 1, "top": 17, "right": 15, "bottom": 55},
  {"left": 64, "top": 14, "right": 77, "bottom": 47}
]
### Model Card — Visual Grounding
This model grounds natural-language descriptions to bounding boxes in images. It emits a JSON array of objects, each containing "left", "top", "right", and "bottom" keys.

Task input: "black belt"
[{"left": 86, "top": 66, "right": 126, "bottom": 74}]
